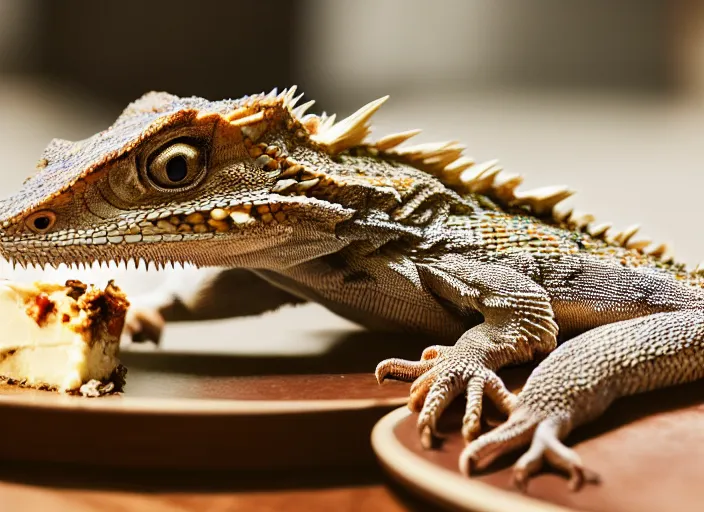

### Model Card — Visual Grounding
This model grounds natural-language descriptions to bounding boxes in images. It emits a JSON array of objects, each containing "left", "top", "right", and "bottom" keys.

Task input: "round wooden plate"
[
  {"left": 372, "top": 370, "right": 704, "bottom": 512},
  {"left": 0, "top": 349, "right": 410, "bottom": 470}
]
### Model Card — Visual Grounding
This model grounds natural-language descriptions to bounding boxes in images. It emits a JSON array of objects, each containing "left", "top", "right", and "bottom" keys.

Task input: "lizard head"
[
  {"left": 0, "top": 87, "right": 409, "bottom": 270},
  {"left": 0, "top": 86, "right": 509, "bottom": 271}
]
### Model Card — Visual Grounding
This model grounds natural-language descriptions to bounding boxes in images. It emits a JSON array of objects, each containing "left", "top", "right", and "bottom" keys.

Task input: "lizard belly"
[{"left": 254, "top": 256, "right": 470, "bottom": 340}]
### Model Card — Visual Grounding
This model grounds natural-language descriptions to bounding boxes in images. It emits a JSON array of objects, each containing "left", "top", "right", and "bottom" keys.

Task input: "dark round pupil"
[
  {"left": 166, "top": 155, "right": 188, "bottom": 182},
  {"left": 33, "top": 216, "right": 51, "bottom": 230}
]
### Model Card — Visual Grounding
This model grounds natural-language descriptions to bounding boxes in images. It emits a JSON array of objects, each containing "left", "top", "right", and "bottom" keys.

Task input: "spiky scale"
[
  {"left": 442, "top": 156, "right": 475, "bottom": 176},
  {"left": 312, "top": 96, "right": 389, "bottom": 154},
  {"left": 374, "top": 129, "right": 423, "bottom": 151},
  {"left": 459, "top": 159, "right": 499, "bottom": 184},
  {"left": 288, "top": 92, "right": 305, "bottom": 109},
  {"left": 626, "top": 238, "right": 651, "bottom": 251},
  {"left": 464, "top": 163, "right": 503, "bottom": 194},
  {"left": 613, "top": 224, "right": 641, "bottom": 245},
  {"left": 588, "top": 222, "right": 612, "bottom": 238},
  {"left": 292, "top": 100, "right": 316, "bottom": 119},
  {"left": 493, "top": 173, "right": 524, "bottom": 203},
  {"left": 513, "top": 186, "right": 575, "bottom": 217},
  {"left": 567, "top": 211, "right": 595, "bottom": 230}
]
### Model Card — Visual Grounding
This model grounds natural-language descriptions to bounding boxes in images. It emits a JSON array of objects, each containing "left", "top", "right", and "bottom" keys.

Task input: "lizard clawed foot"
[
  {"left": 376, "top": 345, "right": 518, "bottom": 448},
  {"left": 460, "top": 409, "right": 599, "bottom": 492},
  {"left": 124, "top": 306, "right": 165, "bottom": 344}
]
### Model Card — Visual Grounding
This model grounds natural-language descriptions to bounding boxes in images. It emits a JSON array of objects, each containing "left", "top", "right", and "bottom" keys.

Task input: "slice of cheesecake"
[{"left": 0, "top": 278, "right": 129, "bottom": 395}]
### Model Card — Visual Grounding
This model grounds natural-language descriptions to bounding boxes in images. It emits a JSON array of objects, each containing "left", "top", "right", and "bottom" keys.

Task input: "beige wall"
[
  {"left": 297, "top": 0, "right": 668, "bottom": 107},
  {"left": 0, "top": 0, "right": 38, "bottom": 70}
]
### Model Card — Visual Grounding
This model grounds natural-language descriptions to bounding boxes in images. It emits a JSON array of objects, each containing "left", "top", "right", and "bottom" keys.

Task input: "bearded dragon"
[{"left": 1, "top": 87, "right": 703, "bottom": 490}]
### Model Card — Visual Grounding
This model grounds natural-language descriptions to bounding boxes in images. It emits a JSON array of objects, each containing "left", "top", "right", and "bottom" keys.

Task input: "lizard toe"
[
  {"left": 483, "top": 370, "right": 519, "bottom": 415},
  {"left": 408, "top": 366, "right": 441, "bottom": 411},
  {"left": 124, "top": 306, "right": 165, "bottom": 344},
  {"left": 417, "top": 371, "right": 466, "bottom": 449},
  {"left": 375, "top": 357, "right": 435, "bottom": 384},
  {"left": 461, "top": 373, "right": 488, "bottom": 440},
  {"left": 539, "top": 419, "right": 599, "bottom": 491},
  {"left": 375, "top": 344, "right": 453, "bottom": 385},
  {"left": 512, "top": 417, "right": 598, "bottom": 492},
  {"left": 460, "top": 369, "right": 518, "bottom": 441},
  {"left": 459, "top": 407, "right": 540, "bottom": 477}
]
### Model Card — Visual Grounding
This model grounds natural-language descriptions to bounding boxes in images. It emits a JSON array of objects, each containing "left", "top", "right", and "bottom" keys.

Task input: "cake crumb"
[{"left": 79, "top": 379, "right": 115, "bottom": 397}]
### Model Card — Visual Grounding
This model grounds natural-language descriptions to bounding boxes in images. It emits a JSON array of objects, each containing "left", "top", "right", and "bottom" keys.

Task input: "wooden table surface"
[
  {"left": 0, "top": 332, "right": 439, "bottom": 511},
  {"left": 0, "top": 463, "right": 435, "bottom": 512}
]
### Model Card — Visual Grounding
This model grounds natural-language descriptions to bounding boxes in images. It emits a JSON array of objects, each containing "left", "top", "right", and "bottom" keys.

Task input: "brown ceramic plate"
[
  {"left": 0, "top": 348, "right": 411, "bottom": 471},
  {"left": 372, "top": 371, "right": 704, "bottom": 512}
]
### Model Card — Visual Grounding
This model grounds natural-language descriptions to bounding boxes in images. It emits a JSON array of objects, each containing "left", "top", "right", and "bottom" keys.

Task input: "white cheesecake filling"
[{"left": 0, "top": 281, "right": 121, "bottom": 392}]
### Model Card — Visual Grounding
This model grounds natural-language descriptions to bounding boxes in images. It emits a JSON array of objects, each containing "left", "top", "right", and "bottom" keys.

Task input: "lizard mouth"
[
  {"left": 134, "top": 201, "right": 293, "bottom": 239},
  {"left": 0, "top": 202, "right": 283, "bottom": 270},
  {"left": 0, "top": 192, "right": 354, "bottom": 270}
]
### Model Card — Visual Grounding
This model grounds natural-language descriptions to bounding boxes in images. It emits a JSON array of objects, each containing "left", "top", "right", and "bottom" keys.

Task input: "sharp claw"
[
  {"left": 418, "top": 405, "right": 441, "bottom": 446},
  {"left": 512, "top": 470, "right": 529, "bottom": 493},
  {"left": 374, "top": 358, "right": 410, "bottom": 383},
  {"left": 458, "top": 446, "right": 473, "bottom": 476},
  {"left": 568, "top": 467, "right": 584, "bottom": 492},
  {"left": 461, "top": 419, "right": 482, "bottom": 441},
  {"left": 375, "top": 357, "right": 434, "bottom": 384},
  {"left": 374, "top": 360, "right": 390, "bottom": 383},
  {"left": 420, "top": 424, "right": 436, "bottom": 450}
]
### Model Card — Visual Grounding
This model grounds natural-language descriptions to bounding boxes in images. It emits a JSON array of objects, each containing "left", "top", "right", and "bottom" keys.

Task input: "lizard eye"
[
  {"left": 26, "top": 210, "right": 56, "bottom": 234},
  {"left": 147, "top": 142, "right": 205, "bottom": 190}
]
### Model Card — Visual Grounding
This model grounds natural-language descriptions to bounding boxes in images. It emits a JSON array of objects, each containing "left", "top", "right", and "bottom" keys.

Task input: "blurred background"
[{"left": 0, "top": 0, "right": 702, "bottom": 354}]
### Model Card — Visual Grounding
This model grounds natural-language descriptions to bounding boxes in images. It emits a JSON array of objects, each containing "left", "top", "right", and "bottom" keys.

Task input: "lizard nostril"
[{"left": 26, "top": 210, "right": 56, "bottom": 234}]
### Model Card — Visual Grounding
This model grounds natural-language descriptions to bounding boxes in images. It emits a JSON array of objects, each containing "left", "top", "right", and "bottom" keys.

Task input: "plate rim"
[
  {"left": 0, "top": 390, "right": 407, "bottom": 415},
  {"left": 371, "top": 406, "right": 575, "bottom": 512}
]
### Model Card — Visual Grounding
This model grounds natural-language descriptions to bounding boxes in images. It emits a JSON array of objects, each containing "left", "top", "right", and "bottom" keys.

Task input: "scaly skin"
[
  {"left": 1, "top": 87, "right": 703, "bottom": 489},
  {"left": 461, "top": 310, "right": 704, "bottom": 490}
]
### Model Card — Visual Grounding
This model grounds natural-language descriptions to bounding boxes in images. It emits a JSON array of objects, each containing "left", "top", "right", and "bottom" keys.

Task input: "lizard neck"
[{"left": 290, "top": 151, "right": 483, "bottom": 256}]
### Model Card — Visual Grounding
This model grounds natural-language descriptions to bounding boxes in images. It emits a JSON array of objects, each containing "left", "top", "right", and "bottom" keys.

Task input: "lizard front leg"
[
  {"left": 376, "top": 254, "right": 558, "bottom": 447},
  {"left": 126, "top": 267, "right": 306, "bottom": 343},
  {"left": 461, "top": 309, "right": 704, "bottom": 490}
]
